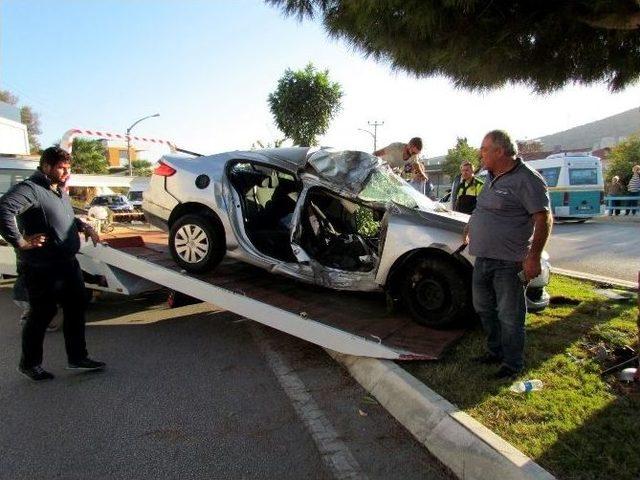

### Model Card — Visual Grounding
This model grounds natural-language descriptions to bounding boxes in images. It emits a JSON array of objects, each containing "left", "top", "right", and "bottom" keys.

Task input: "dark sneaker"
[
  {"left": 492, "top": 365, "right": 520, "bottom": 380},
  {"left": 472, "top": 353, "right": 502, "bottom": 365},
  {"left": 18, "top": 365, "right": 54, "bottom": 381},
  {"left": 67, "top": 358, "right": 106, "bottom": 371}
]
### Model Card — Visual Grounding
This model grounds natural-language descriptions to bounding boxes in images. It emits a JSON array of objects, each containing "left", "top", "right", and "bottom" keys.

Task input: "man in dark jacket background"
[{"left": 0, "top": 146, "right": 105, "bottom": 381}]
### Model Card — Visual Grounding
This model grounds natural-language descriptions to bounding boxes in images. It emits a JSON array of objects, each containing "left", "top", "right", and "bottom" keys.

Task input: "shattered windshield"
[
  {"left": 306, "top": 149, "right": 379, "bottom": 194},
  {"left": 358, "top": 167, "right": 435, "bottom": 210}
]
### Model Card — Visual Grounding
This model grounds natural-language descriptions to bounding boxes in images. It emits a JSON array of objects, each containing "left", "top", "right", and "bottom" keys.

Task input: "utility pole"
[
  {"left": 368, "top": 120, "right": 384, "bottom": 151},
  {"left": 358, "top": 120, "right": 384, "bottom": 152}
]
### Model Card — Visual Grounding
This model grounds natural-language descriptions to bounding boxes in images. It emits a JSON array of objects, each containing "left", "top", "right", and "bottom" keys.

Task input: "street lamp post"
[
  {"left": 358, "top": 120, "right": 384, "bottom": 152},
  {"left": 126, "top": 113, "right": 160, "bottom": 176},
  {"left": 358, "top": 128, "right": 375, "bottom": 152}
]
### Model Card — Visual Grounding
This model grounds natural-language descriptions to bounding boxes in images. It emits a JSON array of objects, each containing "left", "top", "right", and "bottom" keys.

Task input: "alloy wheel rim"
[
  {"left": 415, "top": 278, "right": 446, "bottom": 311},
  {"left": 174, "top": 224, "right": 210, "bottom": 263}
]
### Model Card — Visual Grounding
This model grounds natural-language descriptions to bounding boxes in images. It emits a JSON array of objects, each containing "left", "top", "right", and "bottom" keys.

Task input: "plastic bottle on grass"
[{"left": 509, "top": 379, "right": 543, "bottom": 393}]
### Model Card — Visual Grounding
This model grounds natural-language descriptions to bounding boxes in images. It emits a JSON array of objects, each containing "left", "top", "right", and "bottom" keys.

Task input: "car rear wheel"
[
  {"left": 401, "top": 256, "right": 474, "bottom": 329},
  {"left": 169, "top": 214, "right": 225, "bottom": 273}
]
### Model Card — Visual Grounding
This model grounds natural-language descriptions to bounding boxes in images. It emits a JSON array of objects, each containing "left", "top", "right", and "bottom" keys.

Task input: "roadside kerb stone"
[
  {"left": 326, "top": 351, "right": 555, "bottom": 480},
  {"left": 551, "top": 268, "right": 637, "bottom": 289}
]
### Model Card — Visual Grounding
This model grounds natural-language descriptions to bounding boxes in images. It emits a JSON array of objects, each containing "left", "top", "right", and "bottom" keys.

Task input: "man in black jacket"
[{"left": 0, "top": 147, "right": 105, "bottom": 381}]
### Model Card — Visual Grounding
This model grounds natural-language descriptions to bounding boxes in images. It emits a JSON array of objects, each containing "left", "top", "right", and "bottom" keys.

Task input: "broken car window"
[{"left": 358, "top": 168, "right": 435, "bottom": 211}]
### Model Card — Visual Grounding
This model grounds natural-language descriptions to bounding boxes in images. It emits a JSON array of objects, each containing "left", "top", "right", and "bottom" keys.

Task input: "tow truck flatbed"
[{"left": 85, "top": 232, "right": 466, "bottom": 360}]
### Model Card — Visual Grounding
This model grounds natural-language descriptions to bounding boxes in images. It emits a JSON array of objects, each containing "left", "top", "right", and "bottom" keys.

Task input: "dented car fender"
[{"left": 375, "top": 208, "right": 471, "bottom": 286}]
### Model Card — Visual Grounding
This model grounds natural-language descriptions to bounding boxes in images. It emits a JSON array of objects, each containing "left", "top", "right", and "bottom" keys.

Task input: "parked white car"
[{"left": 143, "top": 147, "right": 550, "bottom": 328}]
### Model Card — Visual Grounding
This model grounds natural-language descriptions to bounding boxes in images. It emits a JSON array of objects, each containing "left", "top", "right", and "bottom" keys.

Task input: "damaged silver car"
[{"left": 143, "top": 147, "right": 551, "bottom": 328}]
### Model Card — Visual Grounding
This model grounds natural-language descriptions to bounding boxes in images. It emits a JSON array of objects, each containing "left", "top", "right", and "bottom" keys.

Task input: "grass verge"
[{"left": 403, "top": 275, "right": 639, "bottom": 480}]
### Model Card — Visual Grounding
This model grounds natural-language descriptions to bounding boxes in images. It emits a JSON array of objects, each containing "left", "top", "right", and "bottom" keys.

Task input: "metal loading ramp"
[{"left": 81, "top": 234, "right": 466, "bottom": 360}]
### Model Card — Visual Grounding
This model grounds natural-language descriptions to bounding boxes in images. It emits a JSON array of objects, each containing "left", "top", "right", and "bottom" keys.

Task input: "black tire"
[
  {"left": 167, "top": 290, "right": 202, "bottom": 308},
  {"left": 400, "top": 256, "right": 473, "bottom": 329},
  {"left": 169, "top": 214, "right": 225, "bottom": 273}
]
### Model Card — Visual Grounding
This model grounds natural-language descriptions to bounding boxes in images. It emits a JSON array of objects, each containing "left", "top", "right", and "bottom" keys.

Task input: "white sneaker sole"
[{"left": 66, "top": 365, "right": 105, "bottom": 371}]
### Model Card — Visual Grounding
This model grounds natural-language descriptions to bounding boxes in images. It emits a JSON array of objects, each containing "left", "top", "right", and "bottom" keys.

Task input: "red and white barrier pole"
[{"left": 60, "top": 128, "right": 176, "bottom": 154}]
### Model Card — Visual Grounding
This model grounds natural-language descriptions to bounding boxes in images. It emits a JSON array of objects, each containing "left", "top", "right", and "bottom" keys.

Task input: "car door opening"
[
  {"left": 299, "top": 188, "right": 383, "bottom": 272},
  {"left": 228, "top": 161, "right": 301, "bottom": 262}
]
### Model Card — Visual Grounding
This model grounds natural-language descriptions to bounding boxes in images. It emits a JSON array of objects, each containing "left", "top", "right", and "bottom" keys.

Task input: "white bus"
[{"left": 527, "top": 153, "right": 604, "bottom": 221}]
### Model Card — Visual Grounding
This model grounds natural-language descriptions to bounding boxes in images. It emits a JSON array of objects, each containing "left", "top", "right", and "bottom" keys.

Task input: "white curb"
[
  {"left": 551, "top": 268, "right": 637, "bottom": 289},
  {"left": 326, "top": 351, "right": 556, "bottom": 480}
]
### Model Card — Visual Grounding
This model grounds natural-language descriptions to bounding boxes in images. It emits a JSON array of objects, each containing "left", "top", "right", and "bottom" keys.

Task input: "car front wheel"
[
  {"left": 169, "top": 214, "right": 225, "bottom": 273},
  {"left": 401, "top": 256, "right": 474, "bottom": 329}
]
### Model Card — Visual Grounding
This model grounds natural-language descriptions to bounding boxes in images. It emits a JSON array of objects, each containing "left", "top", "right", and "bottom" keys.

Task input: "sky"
[{"left": 3, "top": 0, "right": 640, "bottom": 159}]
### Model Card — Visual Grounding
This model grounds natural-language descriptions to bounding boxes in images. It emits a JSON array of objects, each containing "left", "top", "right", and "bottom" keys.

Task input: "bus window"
[
  {"left": 569, "top": 168, "right": 598, "bottom": 185},
  {"left": 536, "top": 167, "right": 560, "bottom": 187}
]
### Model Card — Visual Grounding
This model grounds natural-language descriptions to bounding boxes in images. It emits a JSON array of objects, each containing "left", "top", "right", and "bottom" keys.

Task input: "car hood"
[{"left": 391, "top": 204, "right": 468, "bottom": 234}]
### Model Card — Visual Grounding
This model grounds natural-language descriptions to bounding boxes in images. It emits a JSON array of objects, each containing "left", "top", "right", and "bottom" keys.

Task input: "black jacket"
[{"left": 0, "top": 169, "right": 85, "bottom": 266}]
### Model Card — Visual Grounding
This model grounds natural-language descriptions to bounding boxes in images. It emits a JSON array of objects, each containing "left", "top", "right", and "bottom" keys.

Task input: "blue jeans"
[{"left": 472, "top": 257, "right": 527, "bottom": 371}]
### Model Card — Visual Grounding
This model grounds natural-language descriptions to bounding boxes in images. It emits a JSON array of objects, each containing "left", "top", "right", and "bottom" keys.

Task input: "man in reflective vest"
[{"left": 454, "top": 161, "right": 484, "bottom": 214}]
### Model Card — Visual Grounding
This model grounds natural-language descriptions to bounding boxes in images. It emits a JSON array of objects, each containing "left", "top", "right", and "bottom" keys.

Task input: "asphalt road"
[
  {"left": 0, "top": 284, "right": 452, "bottom": 480},
  {"left": 546, "top": 218, "right": 639, "bottom": 283}
]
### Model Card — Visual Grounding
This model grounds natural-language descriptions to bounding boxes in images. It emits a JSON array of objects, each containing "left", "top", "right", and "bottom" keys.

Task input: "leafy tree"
[
  {"left": 0, "top": 90, "right": 42, "bottom": 153},
  {"left": 71, "top": 138, "right": 109, "bottom": 174},
  {"left": 268, "top": 63, "right": 343, "bottom": 146},
  {"left": 517, "top": 139, "right": 544, "bottom": 154},
  {"left": 443, "top": 137, "right": 480, "bottom": 179},
  {"left": 267, "top": 0, "right": 640, "bottom": 92},
  {"left": 0, "top": 90, "right": 18, "bottom": 105},
  {"left": 20, "top": 106, "right": 42, "bottom": 153},
  {"left": 131, "top": 159, "right": 153, "bottom": 177},
  {"left": 605, "top": 136, "right": 640, "bottom": 184}
]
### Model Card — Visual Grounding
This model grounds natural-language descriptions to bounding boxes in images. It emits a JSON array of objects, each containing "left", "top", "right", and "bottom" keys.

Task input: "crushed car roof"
[
  {"left": 306, "top": 149, "right": 380, "bottom": 194},
  {"left": 161, "top": 147, "right": 382, "bottom": 195},
  {"left": 250, "top": 147, "right": 311, "bottom": 169}
]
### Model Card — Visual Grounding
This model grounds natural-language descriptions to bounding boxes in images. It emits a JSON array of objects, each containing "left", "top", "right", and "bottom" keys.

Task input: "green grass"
[{"left": 404, "top": 276, "right": 640, "bottom": 480}]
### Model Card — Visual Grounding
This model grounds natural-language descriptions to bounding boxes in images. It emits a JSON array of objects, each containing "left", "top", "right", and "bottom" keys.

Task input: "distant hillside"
[{"left": 536, "top": 106, "right": 640, "bottom": 150}]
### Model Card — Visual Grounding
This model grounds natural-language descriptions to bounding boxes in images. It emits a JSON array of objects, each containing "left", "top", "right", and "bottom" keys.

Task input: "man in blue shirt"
[
  {"left": 0, "top": 147, "right": 105, "bottom": 381},
  {"left": 465, "top": 131, "right": 552, "bottom": 379}
]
